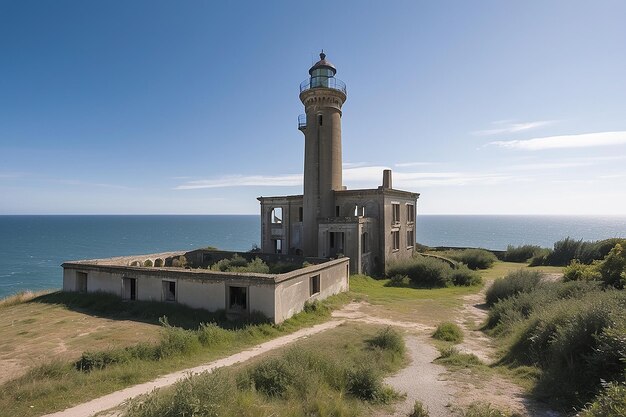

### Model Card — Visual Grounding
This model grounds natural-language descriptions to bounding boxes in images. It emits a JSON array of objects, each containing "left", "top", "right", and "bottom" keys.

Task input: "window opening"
[
  {"left": 392, "top": 230, "right": 400, "bottom": 251},
  {"left": 273, "top": 239, "right": 283, "bottom": 254},
  {"left": 163, "top": 280, "right": 176, "bottom": 302},
  {"left": 407, "top": 230, "right": 415, "bottom": 248},
  {"left": 407, "top": 204, "right": 415, "bottom": 223},
  {"left": 271, "top": 207, "right": 283, "bottom": 224},
  {"left": 298, "top": 206, "right": 303, "bottom": 222},
  {"left": 310, "top": 275, "right": 320, "bottom": 296},
  {"left": 318, "top": 114, "right": 323, "bottom": 126},
  {"left": 229, "top": 286, "right": 247, "bottom": 311},
  {"left": 361, "top": 232, "right": 369, "bottom": 254},
  {"left": 335, "top": 205, "right": 340, "bottom": 216},
  {"left": 392, "top": 203, "right": 400, "bottom": 223}
]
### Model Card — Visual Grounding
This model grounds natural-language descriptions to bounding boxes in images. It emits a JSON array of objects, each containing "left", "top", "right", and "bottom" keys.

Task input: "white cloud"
[
  {"left": 175, "top": 174, "right": 302, "bottom": 190},
  {"left": 394, "top": 161, "right": 437, "bottom": 168},
  {"left": 473, "top": 120, "right": 556, "bottom": 136},
  {"left": 489, "top": 131, "right": 626, "bottom": 151}
]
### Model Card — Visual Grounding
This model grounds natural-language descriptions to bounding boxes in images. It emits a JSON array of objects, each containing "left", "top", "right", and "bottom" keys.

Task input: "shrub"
[
  {"left": 197, "top": 322, "right": 233, "bottom": 347},
  {"left": 229, "top": 257, "right": 270, "bottom": 274},
  {"left": 432, "top": 322, "right": 463, "bottom": 343},
  {"left": 153, "top": 258, "right": 164, "bottom": 267},
  {"left": 450, "top": 265, "right": 482, "bottom": 286},
  {"left": 485, "top": 270, "right": 543, "bottom": 306},
  {"left": 529, "top": 248, "right": 551, "bottom": 266},
  {"left": 436, "top": 346, "right": 482, "bottom": 368},
  {"left": 409, "top": 400, "right": 429, "bottom": 417},
  {"left": 346, "top": 366, "right": 385, "bottom": 402},
  {"left": 249, "top": 357, "right": 292, "bottom": 397},
  {"left": 303, "top": 299, "right": 330, "bottom": 315},
  {"left": 500, "top": 245, "right": 543, "bottom": 263},
  {"left": 535, "top": 237, "right": 626, "bottom": 267},
  {"left": 448, "top": 249, "right": 497, "bottom": 270},
  {"left": 143, "top": 259, "right": 153, "bottom": 267},
  {"left": 171, "top": 255, "right": 187, "bottom": 268},
  {"left": 579, "top": 383, "right": 626, "bottom": 417},
  {"left": 563, "top": 260, "right": 601, "bottom": 282},
  {"left": 386, "top": 274, "right": 411, "bottom": 287},
  {"left": 368, "top": 327, "right": 405, "bottom": 355},
  {"left": 387, "top": 256, "right": 453, "bottom": 287},
  {"left": 502, "top": 291, "right": 626, "bottom": 405},
  {"left": 596, "top": 243, "right": 626, "bottom": 289}
]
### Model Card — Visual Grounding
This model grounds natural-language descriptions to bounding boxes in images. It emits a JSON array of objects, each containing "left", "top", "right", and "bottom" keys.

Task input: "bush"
[
  {"left": 432, "top": 322, "right": 463, "bottom": 343},
  {"left": 436, "top": 346, "right": 482, "bottom": 368},
  {"left": 386, "top": 256, "right": 453, "bottom": 287},
  {"left": 409, "top": 400, "right": 429, "bottom": 417},
  {"left": 563, "top": 260, "right": 602, "bottom": 282},
  {"left": 197, "top": 322, "right": 233, "bottom": 347},
  {"left": 303, "top": 299, "right": 330, "bottom": 315},
  {"left": 448, "top": 249, "right": 497, "bottom": 270},
  {"left": 534, "top": 237, "right": 626, "bottom": 267},
  {"left": 386, "top": 274, "right": 411, "bottom": 287},
  {"left": 501, "top": 245, "right": 543, "bottom": 263},
  {"left": 143, "top": 259, "right": 153, "bottom": 267},
  {"left": 171, "top": 255, "right": 187, "bottom": 268},
  {"left": 346, "top": 366, "right": 385, "bottom": 402},
  {"left": 502, "top": 291, "right": 626, "bottom": 405},
  {"left": 579, "top": 383, "right": 626, "bottom": 417},
  {"left": 485, "top": 270, "right": 543, "bottom": 306},
  {"left": 596, "top": 243, "right": 626, "bottom": 289},
  {"left": 153, "top": 258, "right": 164, "bottom": 267},
  {"left": 368, "top": 327, "right": 405, "bottom": 355},
  {"left": 249, "top": 357, "right": 292, "bottom": 397},
  {"left": 450, "top": 265, "right": 482, "bottom": 286}
]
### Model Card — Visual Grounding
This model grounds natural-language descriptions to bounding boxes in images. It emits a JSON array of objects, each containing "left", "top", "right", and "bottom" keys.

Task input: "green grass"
[
  {"left": 0, "top": 292, "right": 351, "bottom": 417},
  {"left": 122, "top": 324, "right": 406, "bottom": 417},
  {"left": 432, "top": 322, "right": 463, "bottom": 343}
]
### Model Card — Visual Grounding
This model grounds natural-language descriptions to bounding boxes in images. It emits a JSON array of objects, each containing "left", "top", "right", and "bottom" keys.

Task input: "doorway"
[{"left": 123, "top": 278, "right": 137, "bottom": 300}]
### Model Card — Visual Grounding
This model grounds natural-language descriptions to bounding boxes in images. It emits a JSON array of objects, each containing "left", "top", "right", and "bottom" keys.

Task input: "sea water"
[{"left": 1, "top": 214, "right": 625, "bottom": 298}]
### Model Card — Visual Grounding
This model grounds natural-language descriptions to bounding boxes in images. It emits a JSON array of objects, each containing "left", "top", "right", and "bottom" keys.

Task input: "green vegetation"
[
  {"left": 485, "top": 269, "right": 543, "bottom": 306},
  {"left": 171, "top": 255, "right": 187, "bottom": 268},
  {"left": 432, "top": 322, "right": 463, "bottom": 343},
  {"left": 446, "top": 249, "right": 498, "bottom": 270},
  {"left": 208, "top": 254, "right": 304, "bottom": 274},
  {"left": 367, "top": 326, "right": 406, "bottom": 354},
  {"left": 386, "top": 256, "right": 482, "bottom": 288},
  {"left": 436, "top": 346, "right": 483, "bottom": 369},
  {"left": 409, "top": 400, "right": 429, "bottom": 417},
  {"left": 461, "top": 402, "right": 521, "bottom": 417},
  {"left": 500, "top": 245, "right": 544, "bottom": 263},
  {"left": 563, "top": 243, "right": 626, "bottom": 289},
  {"left": 530, "top": 237, "right": 626, "bottom": 266},
  {"left": 579, "top": 383, "right": 626, "bottom": 417},
  {"left": 484, "top": 269, "right": 626, "bottom": 408},
  {"left": 0, "top": 292, "right": 349, "bottom": 417},
  {"left": 123, "top": 325, "right": 405, "bottom": 417},
  {"left": 153, "top": 258, "right": 164, "bottom": 267}
]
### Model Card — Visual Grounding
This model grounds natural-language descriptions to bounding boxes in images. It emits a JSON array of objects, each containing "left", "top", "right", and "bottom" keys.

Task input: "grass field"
[{"left": 0, "top": 291, "right": 350, "bottom": 417}]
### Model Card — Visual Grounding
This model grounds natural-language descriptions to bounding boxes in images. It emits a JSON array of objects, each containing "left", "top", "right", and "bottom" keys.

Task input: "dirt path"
[
  {"left": 382, "top": 335, "right": 459, "bottom": 417},
  {"left": 42, "top": 320, "right": 345, "bottom": 417}
]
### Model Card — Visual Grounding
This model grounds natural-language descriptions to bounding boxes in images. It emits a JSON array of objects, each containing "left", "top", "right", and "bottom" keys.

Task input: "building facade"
[{"left": 259, "top": 54, "right": 419, "bottom": 275}]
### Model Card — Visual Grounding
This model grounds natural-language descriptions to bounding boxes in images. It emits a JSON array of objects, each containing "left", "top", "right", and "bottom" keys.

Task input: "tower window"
[
  {"left": 392, "top": 203, "right": 400, "bottom": 224},
  {"left": 392, "top": 230, "right": 400, "bottom": 251},
  {"left": 271, "top": 207, "right": 283, "bottom": 224},
  {"left": 298, "top": 206, "right": 303, "bottom": 222},
  {"left": 335, "top": 205, "right": 340, "bottom": 216},
  {"left": 361, "top": 232, "right": 369, "bottom": 254},
  {"left": 407, "top": 204, "right": 415, "bottom": 223},
  {"left": 318, "top": 115, "right": 323, "bottom": 126}
]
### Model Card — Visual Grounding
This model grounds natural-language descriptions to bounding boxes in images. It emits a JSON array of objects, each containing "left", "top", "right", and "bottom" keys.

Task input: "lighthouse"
[{"left": 299, "top": 52, "right": 347, "bottom": 256}]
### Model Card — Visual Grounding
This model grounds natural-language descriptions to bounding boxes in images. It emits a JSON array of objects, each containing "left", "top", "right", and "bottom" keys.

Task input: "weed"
[
  {"left": 409, "top": 400, "right": 429, "bottom": 417},
  {"left": 368, "top": 326, "right": 405, "bottom": 355},
  {"left": 432, "top": 322, "right": 463, "bottom": 343}
]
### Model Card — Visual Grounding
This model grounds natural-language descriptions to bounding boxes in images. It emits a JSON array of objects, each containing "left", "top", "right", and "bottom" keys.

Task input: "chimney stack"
[{"left": 382, "top": 169, "right": 392, "bottom": 189}]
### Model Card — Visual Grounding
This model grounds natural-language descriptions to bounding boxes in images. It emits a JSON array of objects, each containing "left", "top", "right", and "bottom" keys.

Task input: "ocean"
[{"left": 1, "top": 214, "right": 625, "bottom": 298}]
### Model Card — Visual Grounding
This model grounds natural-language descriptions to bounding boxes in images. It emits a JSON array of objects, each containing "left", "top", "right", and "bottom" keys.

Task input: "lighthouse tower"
[{"left": 298, "top": 52, "right": 347, "bottom": 256}]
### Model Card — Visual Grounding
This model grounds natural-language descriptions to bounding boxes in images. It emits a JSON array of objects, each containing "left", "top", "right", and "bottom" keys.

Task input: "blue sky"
[{"left": 1, "top": 1, "right": 625, "bottom": 215}]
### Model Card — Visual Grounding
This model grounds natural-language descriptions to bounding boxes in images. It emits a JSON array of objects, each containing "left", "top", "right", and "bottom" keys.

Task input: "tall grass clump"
[
  {"left": 432, "top": 322, "right": 463, "bottom": 343},
  {"left": 386, "top": 256, "right": 481, "bottom": 288},
  {"left": 500, "top": 245, "right": 543, "bottom": 263},
  {"left": 447, "top": 249, "right": 497, "bottom": 270},
  {"left": 367, "top": 326, "right": 405, "bottom": 355},
  {"left": 462, "top": 402, "right": 519, "bottom": 417},
  {"left": 409, "top": 400, "right": 429, "bottom": 417},
  {"left": 485, "top": 270, "right": 543, "bottom": 306},
  {"left": 579, "top": 382, "right": 626, "bottom": 417}
]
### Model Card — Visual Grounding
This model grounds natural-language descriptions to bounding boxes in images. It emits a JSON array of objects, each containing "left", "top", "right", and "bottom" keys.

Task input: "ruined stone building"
[{"left": 258, "top": 53, "right": 419, "bottom": 275}]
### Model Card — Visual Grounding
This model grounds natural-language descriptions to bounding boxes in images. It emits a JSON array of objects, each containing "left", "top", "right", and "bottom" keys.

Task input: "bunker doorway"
[{"left": 123, "top": 277, "right": 137, "bottom": 300}]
